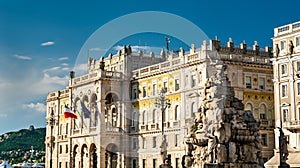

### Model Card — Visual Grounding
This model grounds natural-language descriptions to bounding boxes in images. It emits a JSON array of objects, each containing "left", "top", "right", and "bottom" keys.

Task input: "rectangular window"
[
  {"left": 59, "top": 145, "right": 62, "bottom": 154},
  {"left": 143, "top": 86, "right": 147, "bottom": 97},
  {"left": 297, "top": 62, "right": 300, "bottom": 72},
  {"left": 142, "top": 159, "right": 146, "bottom": 168},
  {"left": 175, "top": 79, "right": 180, "bottom": 91},
  {"left": 163, "top": 81, "right": 168, "bottom": 92},
  {"left": 132, "top": 88, "right": 137, "bottom": 99},
  {"left": 66, "top": 145, "right": 68, "bottom": 153},
  {"left": 175, "top": 134, "right": 179, "bottom": 147},
  {"left": 280, "top": 40, "right": 286, "bottom": 50},
  {"left": 153, "top": 137, "right": 156, "bottom": 148},
  {"left": 245, "top": 76, "right": 251, "bottom": 89},
  {"left": 153, "top": 159, "right": 157, "bottom": 168},
  {"left": 153, "top": 84, "right": 157, "bottom": 96},
  {"left": 191, "top": 75, "right": 196, "bottom": 87},
  {"left": 298, "top": 83, "right": 300, "bottom": 95},
  {"left": 261, "top": 134, "right": 268, "bottom": 146},
  {"left": 259, "top": 77, "right": 265, "bottom": 90},
  {"left": 132, "top": 139, "right": 137, "bottom": 149},
  {"left": 296, "top": 37, "right": 300, "bottom": 47},
  {"left": 260, "top": 113, "right": 266, "bottom": 120},
  {"left": 299, "top": 107, "right": 300, "bottom": 120},
  {"left": 175, "top": 158, "right": 180, "bottom": 168},
  {"left": 65, "top": 162, "right": 68, "bottom": 168},
  {"left": 281, "top": 64, "right": 287, "bottom": 75},
  {"left": 132, "top": 159, "right": 137, "bottom": 168},
  {"left": 282, "top": 84, "right": 287, "bottom": 97},
  {"left": 283, "top": 109, "right": 289, "bottom": 122}
]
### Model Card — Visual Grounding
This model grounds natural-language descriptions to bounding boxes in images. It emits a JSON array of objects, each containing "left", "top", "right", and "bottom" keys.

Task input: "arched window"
[
  {"left": 260, "top": 104, "right": 267, "bottom": 120},
  {"left": 142, "top": 111, "right": 147, "bottom": 125},
  {"left": 132, "top": 112, "right": 136, "bottom": 126},
  {"left": 112, "top": 107, "right": 117, "bottom": 127},
  {"left": 245, "top": 103, "right": 253, "bottom": 112},
  {"left": 153, "top": 110, "right": 157, "bottom": 123},
  {"left": 104, "top": 108, "right": 108, "bottom": 126},
  {"left": 90, "top": 94, "right": 98, "bottom": 127},
  {"left": 174, "top": 105, "right": 180, "bottom": 120},
  {"left": 66, "top": 123, "right": 69, "bottom": 135},
  {"left": 191, "top": 102, "right": 196, "bottom": 118}
]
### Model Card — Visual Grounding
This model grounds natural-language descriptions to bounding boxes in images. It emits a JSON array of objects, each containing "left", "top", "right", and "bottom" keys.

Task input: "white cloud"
[
  {"left": 62, "top": 67, "right": 70, "bottom": 71},
  {"left": 74, "top": 63, "right": 87, "bottom": 76},
  {"left": 41, "top": 41, "right": 55, "bottom": 46},
  {"left": 43, "top": 66, "right": 60, "bottom": 72},
  {"left": 58, "top": 57, "right": 68, "bottom": 61},
  {"left": 40, "top": 73, "right": 69, "bottom": 86},
  {"left": 61, "top": 63, "right": 68, "bottom": 66},
  {"left": 0, "top": 80, "right": 12, "bottom": 89},
  {"left": 14, "top": 54, "right": 32, "bottom": 60},
  {"left": 89, "top": 47, "right": 107, "bottom": 51},
  {"left": 23, "top": 102, "right": 46, "bottom": 113},
  {"left": 0, "top": 114, "right": 8, "bottom": 118}
]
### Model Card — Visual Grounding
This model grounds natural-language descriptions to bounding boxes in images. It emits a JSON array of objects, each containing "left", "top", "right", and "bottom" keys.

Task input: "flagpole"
[{"left": 69, "top": 71, "right": 75, "bottom": 168}]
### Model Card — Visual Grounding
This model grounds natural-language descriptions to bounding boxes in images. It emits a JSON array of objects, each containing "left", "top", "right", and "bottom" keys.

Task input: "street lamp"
[
  {"left": 155, "top": 88, "right": 171, "bottom": 168},
  {"left": 47, "top": 108, "right": 57, "bottom": 168}
]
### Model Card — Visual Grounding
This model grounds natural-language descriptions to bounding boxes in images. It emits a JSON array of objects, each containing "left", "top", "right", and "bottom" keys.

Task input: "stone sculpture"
[{"left": 184, "top": 63, "right": 264, "bottom": 168}]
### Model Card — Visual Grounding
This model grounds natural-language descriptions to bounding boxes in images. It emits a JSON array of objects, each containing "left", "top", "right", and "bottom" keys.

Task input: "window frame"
[
  {"left": 281, "top": 83, "right": 288, "bottom": 98},
  {"left": 245, "top": 76, "right": 252, "bottom": 89}
]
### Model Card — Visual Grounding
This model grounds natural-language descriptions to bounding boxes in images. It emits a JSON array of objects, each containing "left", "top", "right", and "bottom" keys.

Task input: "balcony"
[
  {"left": 163, "top": 122, "right": 170, "bottom": 128},
  {"left": 140, "top": 125, "right": 148, "bottom": 132},
  {"left": 284, "top": 121, "right": 300, "bottom": 130},
  {"left": 150, "top": 123, "right": 159, "bottom": 130},
  {"left": 172, "top": 121, "right": 180, "bottom": 128}
]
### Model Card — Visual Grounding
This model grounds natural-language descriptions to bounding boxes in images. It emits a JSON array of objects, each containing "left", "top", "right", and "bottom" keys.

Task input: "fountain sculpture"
[{"left": 183, "top": 64, "right": 264, "bottom": 168}]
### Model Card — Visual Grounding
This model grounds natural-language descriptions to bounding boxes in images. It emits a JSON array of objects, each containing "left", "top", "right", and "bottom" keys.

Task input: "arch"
[
  {"left": 105, "top": 144, "right": 118, "bottom": 168},
  {"left": 245, "top": 102, "right": 253, "bottom": 112},
  {"left": 132, "top": 111, "right": 137, "bottom": 126},
  {"left": 74, "top": 98, "right": 82, "bottom": 129},
  {"left": 90, "top": 93, "right": 98, "bottom": 127},
  {"left": 152, "top": 109, "right": 157, "bottom": 123},
  {"left": 259, "top": 103, "right": 267, "bottom": 120},
  {"left": 174, "top": 105, "right": 180, "bottom": 121},
  {"left": 73, "top": 144, "right": 79, "bottom": 168},
  {"left": 142, "top": 110, "right": 147, "bottom": 125},
  {"left": 105, "top": 92, "right": 119, "bottom": 104},
  {"left": 90, "top": 144, "right": 97, "bottom": 168},
  {"left": 105, "top": 93, "right": 120, "bottom": 127},
  {"left": 66, "top": 123, "right": 69, "bottom": 135},
  {"left": 81, "top": 144, "right": 89, "bottom": 168},
  {"left": 191, "top": 102, "right": 196, "bottom": 118}
]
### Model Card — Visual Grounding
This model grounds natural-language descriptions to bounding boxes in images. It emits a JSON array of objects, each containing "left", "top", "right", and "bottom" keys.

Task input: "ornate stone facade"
[
  {"left": 265, "top": 21, "right": 300, "bottom": 168},
  {"left": 45, "top": 38, "right": 274, "bottom": 168}
]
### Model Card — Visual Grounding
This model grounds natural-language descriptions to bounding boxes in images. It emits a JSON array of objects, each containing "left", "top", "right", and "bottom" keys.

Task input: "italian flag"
[{"left": 64, "top": 106, "right": 77, "bottom": 119}]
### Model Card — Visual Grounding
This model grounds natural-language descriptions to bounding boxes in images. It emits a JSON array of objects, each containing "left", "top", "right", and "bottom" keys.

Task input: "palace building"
[
  {"left": 265, "top": 21, "right": 300, "bottom": 168},
  {"left": 46, "top": 38, "right": 274, "bottom": 168}
]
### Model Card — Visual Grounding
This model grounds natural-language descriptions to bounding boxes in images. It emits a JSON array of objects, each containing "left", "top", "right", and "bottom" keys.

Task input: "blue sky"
[{"left": 0, "top": 0, "right": 299, "bottom": 134}]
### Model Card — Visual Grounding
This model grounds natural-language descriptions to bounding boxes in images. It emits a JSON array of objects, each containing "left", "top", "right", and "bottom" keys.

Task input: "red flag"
[{"left": 64, "top": 106, "right": 77, "bottom": 119}]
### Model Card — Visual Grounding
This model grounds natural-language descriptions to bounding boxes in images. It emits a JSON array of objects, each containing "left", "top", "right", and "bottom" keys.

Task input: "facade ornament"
[
  {"left": 275, "top": 44, "right": 280, "bottom": 57},
  {"left": 289, "top": 40, "right": 294, "bottom": 55}
]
